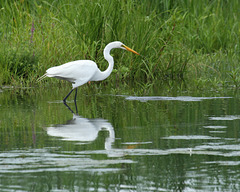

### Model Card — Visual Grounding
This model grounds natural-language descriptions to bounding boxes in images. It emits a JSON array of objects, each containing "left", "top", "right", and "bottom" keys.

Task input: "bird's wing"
[{"left": 46, "top": 60, "right": 98, "bottom": 88}]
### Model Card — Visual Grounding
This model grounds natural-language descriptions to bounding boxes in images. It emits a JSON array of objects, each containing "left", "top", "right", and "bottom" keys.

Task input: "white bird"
[
  {"left": 38, "top": 41, "right": 139, "bottom": 102},
  {"left": 46, "top": 114, "right": 115, "bottom": 148}
]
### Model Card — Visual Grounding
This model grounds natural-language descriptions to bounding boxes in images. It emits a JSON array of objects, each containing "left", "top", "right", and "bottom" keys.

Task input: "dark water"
[{"left": 1, "top": 86, "right": 240, "bottom": 191}]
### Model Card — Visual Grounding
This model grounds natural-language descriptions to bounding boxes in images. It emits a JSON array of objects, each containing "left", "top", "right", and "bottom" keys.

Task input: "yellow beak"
[{"left": 122, "top": 45, "right": 140, "bottom": 55}]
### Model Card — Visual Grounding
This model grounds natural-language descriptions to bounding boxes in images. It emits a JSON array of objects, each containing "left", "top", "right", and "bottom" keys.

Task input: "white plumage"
[
  {"left": 46, "top": 60, "right": 99, "bottom": 88},
  {"left": 38, "top": 41, "right": 139, "bottom": 102}
]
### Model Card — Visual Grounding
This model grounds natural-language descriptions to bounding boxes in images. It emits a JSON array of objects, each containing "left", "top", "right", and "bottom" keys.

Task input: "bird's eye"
[{"left": 121, "top": 44, "right": 126, "bottom": 49}]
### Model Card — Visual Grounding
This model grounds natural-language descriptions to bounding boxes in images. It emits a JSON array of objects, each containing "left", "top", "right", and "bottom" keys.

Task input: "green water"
[{"left": 1, "top": 86, "right": 240, "bottom": 191}]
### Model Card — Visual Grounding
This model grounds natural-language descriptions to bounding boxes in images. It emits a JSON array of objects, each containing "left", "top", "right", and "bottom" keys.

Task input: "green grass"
[{"left": 0, "top": 0, "right": 240, "bottom": 90}]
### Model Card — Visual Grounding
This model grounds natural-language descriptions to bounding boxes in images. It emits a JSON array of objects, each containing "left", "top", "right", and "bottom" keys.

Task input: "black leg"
[
  {"left": 74, "top": 88, "right": 78, "bottom": 114},
  {"left": 74, "top": 99, "right": 78, "bottom": 115},
  {"left": 74, "top": 88, "right": 78, "bottom": 102},
  {"left": 63, "top": 89, "right": 74, "bottom": 103},
  {"left": 63, "top": 101, "right": 75, "bottom": 114}
]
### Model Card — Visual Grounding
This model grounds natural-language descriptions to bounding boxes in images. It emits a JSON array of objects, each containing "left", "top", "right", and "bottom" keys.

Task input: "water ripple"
[{"left": 125, "top": 96, "right": 232, "bottom": 102}]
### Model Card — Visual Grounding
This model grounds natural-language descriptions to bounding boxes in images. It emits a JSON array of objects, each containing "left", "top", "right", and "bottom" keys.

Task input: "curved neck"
[
  {"left": 99, "top": 44, "right": 114, "bottom": 80},
  {"left": 93, "top": 42, "right": 118, "bottom": 81}
]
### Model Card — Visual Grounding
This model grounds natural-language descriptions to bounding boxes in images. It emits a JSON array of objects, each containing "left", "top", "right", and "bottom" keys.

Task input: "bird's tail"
[{"left": 37, "top": 73, "right": 47, "bottom": 82}]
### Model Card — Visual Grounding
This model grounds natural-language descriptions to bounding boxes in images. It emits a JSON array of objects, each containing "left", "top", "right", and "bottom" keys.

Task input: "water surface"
[{"left": 1, "top": 86, "right": 240, "bottom": 191}]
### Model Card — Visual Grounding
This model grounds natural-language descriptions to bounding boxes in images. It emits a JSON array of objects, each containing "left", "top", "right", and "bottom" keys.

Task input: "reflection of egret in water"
[{"left": 46, "top": 102, "right": 115, "bottom": 150}]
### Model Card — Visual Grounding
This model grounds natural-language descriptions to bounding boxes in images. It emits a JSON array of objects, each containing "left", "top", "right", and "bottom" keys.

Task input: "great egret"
[{"left": 38, "top": 41, "right": 139, "bottom": 102}]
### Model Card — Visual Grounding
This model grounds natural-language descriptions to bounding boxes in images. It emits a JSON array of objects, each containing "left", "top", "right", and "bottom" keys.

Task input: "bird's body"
[
  {"left": 38, "top": 41, "right": 139, "bottom": 102},
  {"left": 45, "top": 60, "right": 100, "bottom": 89}
]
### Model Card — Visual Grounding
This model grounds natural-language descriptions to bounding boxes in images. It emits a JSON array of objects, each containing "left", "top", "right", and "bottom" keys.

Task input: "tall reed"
[{"left": 0, "top": 0, "right": 239, "bottom": 89}]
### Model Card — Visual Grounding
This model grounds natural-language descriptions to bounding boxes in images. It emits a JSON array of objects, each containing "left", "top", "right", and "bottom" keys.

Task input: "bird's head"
[
  {"left": 108, "top": 41, "right": 140, "bottom": 55},
  {"left": 121, "top": 43, "right": 140, "bottom": 55}
]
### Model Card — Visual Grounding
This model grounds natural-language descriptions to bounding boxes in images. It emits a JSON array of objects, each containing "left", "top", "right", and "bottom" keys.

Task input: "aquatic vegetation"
[{"left": 0, "top": 0, "right": 239, "bottom": 89}]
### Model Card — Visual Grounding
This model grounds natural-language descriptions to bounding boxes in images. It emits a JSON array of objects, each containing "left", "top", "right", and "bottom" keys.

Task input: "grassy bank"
[{"left": 0, "top": 0, "right": 240, "bottom": 90}]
